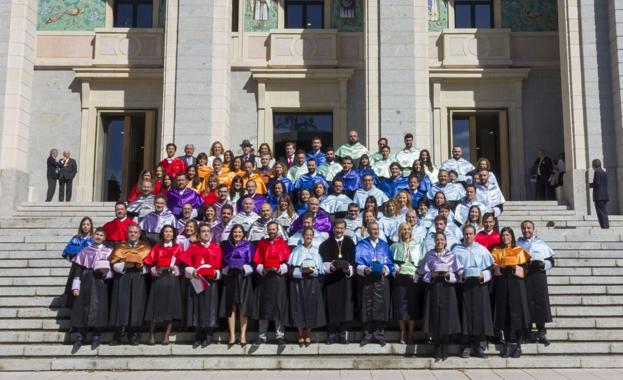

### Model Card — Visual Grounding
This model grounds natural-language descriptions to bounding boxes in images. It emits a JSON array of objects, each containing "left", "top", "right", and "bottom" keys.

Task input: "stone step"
[
  {"left": 1, "top": 329, "right": 621, "bottom": 344},
  {"left": 1, "top": 354, "right": 622, "bottom": 371}
]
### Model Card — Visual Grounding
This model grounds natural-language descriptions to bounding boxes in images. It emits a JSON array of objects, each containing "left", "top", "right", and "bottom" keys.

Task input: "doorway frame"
[
  {"left": 449, "top": 109, "right": 510, "bottom": 196},
  {"left": 95, "top": 110, "right": 157, "bottom": 201}
]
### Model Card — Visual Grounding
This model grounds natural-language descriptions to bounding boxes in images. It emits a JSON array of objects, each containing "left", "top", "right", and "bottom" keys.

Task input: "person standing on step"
[
  {"left": 159, "top": 143, "right": 187, "bottom": 179},
  {"left": 60, "top": 217, "right": 94, "bottom": 309},
  {"left": 287, "top": 227, "right": 326, "bottom": 346},
  {"left": 219, "top": 224, "right": 255, "bottom": 346},
  {"left": 531, "top": 149, "right": 554, "bottom": 200},
  {"left": 589, "top": 158, "right": 609, "bottom": 229},
  {"left": 355, "top": 221, "right": 394, "bottom": 346},
  {"left": 139, "top": 195, "right": 177, "bottom": 245},
  {"left": 103, "top": 201, "right": 137, "bottom": 245},
  {"left": 179, "top": 223, "right": 222, "bottom": 348},
  {"left": 453, "top": 225, "right": 495, "bottom": 358},
  {"left": 45, "top": 148, "right": 60, "bottom": 202},
  {"left": 420, "top": 232, "right": 463, "bottom": 362},
  {"left": 143, "top": 224, "right": 183, "bottom": 345},
  {"left": 58, "top": 149, "right": 77, "bottom": 202},
  {"left": 319, "top": 219, "right": 356, "bottom": 344},
  {"left": 252, "top": 221, "right": 291, "bottom": 346},
  {"left": 108, "top": 224, "right": 151, "bottom": 346},
  {"left": 517, "top": 220, "right": 555, "bottom": 346},
  {"left": 491, "top": 227, "right": 531, "bottom": 358},
  {"left": 69, "top": 227, "right": 113, "bottom": 350}
]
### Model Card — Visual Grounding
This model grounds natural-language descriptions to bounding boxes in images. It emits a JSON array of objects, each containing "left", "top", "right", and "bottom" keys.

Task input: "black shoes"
[
  {"left": 461, "top": 347, "right": 471, "bottom": 358},
  {"left": 360, "top": 335, "right": 372, "bottom": 346},
  {"left": 537, "top": 331, "right": 550, "bottom": 347},
  {"left": 276, "top": 337, "right": 285, "bottom": 346},
  {"left": 91, "top": 337, "right": 100, "bottom": 350},
  {"left": 511, "top": 344, "right": 522, "bottom": 358}
]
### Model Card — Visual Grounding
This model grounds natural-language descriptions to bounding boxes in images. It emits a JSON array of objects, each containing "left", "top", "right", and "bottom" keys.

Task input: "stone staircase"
[{"left": 0, "top": 201, "right": 622, "bottom": 371}]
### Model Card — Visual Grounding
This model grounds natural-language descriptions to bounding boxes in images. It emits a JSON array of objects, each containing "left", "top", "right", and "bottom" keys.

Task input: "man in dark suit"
[
  {"left": 532, "top": 149, "right": 554, "bottom": 200},
  {"left": 45, "top": 149, "right": 60, "bottom": 202},
  {"left": 239, "top": 139, "right": 256, "bottom": 164},
  {"left": 59, "top": 150, "right": 78, "bottom": 202},
  {"left": 589, "top": 159, "right": 609, "bottom": 229},
  {"left": 178, "top": 144, "right": 197, "bottom": 167}
]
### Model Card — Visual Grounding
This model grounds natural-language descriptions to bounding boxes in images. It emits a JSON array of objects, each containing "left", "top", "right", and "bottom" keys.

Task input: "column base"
[
  {"left": 562, "top": 169, "right": 590, "bottom": 215},
  {"left": 0, "top": 169, "right": 30, "bottom": 215}
]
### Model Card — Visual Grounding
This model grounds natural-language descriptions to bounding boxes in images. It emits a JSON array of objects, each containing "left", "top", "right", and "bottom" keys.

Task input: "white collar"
[
  {"left": 163, "top": 242, "right": 173, "bottom": 247},
  {"left": 128, "top": 241, "right": 139, "bottom": 248},
  {"left": 117, "top": 216, "right": 127, "bottom": 222},
  {"left": 335, "top": 236, "right": 345, "bottom": 242},
  {"left": 201, "top": 241, "right": 211, "bottom": 247}
]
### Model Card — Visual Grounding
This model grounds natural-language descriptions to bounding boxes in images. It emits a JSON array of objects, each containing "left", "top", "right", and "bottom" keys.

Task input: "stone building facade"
[{"left": 0, "top": 0, "right": 620, "bottom": 216}]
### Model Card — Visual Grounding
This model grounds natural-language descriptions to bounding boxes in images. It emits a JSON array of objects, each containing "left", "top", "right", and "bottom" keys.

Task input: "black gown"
[
  {"left": 252, "top": 271, "right": 289, "bottom": 322},
  {"left": 289, "top": 274, "right": 326, "bottom": 328},
  {"left": 525, "top": 259, "right": 554, "bottom": 325},
  {"left": 187, "top": 278, "right": 220, "bottom": 328},
  {"left": 493, "top": 267, "right": 531, "bottom": 332},
  {"left": 358, "top": 274, "right": 391, "bottom": 322},
  {"left": 70, "top": 267, "right": 110, "bottom": 329},
  {"left": 109, "top": 268, "right": 147, "bottom": 328},
  {"left": 144, "top": 271, "right": 182, "bottom": 322},
  {"left": 318, "top": 236, "right": 356, "bottom": 325},
  {"left": 458, "top": 276, "right": 494, "bottom": 337},
  {"left": 219, "top": 269, "right": 255, "bottom": 318},
  {"left": 391, "top": 273, "right": 424, "bottom": 321},
  {"left": 422, "top": 277, "right": 462, "bottom": 340}
]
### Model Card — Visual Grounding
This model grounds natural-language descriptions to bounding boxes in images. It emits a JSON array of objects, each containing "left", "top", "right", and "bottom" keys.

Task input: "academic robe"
[
  {"left": 159, "top": 157, "right": 187, "bottom": 178},
  {"left": 179, "top": 241, "right": 222, "bottom": 328},
  {"left": 335, "top": 142, "right": 369, "bottom": 160},
  {"left": 344, "top": 218, "right": 362, "bottom": 239},
  {"left": 417, "top": 175, "right": 433, "bottom": 196},
  {"left": 143, "top": 244, "right": 184, "bottom": 322},
  {"left": 211, "top": 220, "right": 233, "bottom": 243},
  {"left": 441, "top": 158, "right": 476, "bottom": 182},
  {"left": 61, "top": 235, "right": 94, "bottom": 308},
  {"left": 491, "top": 246, "right": 532, "bottom": 333},
  {"left": 202, "top": 190, "right": 219, "bottom": 205},
  {"left": 390, "top": 241, "right": 426, "bottom": 321},
  {"left": 268, "top": 176, "right": 293, "bottom": 195},
  {"left": 427, "top": 182, "right": 466, "bottom": 202},
  {"left": 287, "top": 244, "right": 326, "bottom": 328},
  {"left": 70, "top": 244, "right": 113, "bottom": 329},
  {"left": 213, "top": 199, "right": 236, "bottom": 222},
  {"left": 355, "top": 167, "right": 380, "bottom": 186},
  {"left": 242, "top": 173, "right": 268, "bottom": 195},
  {"left": 476, "top": 182, "right": 506, "bottom": 217},
  {"left": 273, "top": 210, "right": 298, "bottom": 231},
  {"left": 517, "top": 236, "right": 555, "bottom": 326},
  {"left": 247, "top": 218, "right": 288, "bottom": 242},
  {"left": 290, "top": 208, "right": 333, "bottom": 234},
  {"left": 319, "top": 235, "right": 356, "bottom": 325},
  {"left": 230, "top": 211, "right": 260, "bottom": 232},
  {"left": 139, "top": 209, "right": 177, "bottom": 245},
  {"left": 293, "top": 172, "right": 329, "bottom": 192},
  {"left": 236, "top": 194, "right": 266, "bottom": 214},
  {"left": 317, "top": 161, "right": 343, "bottom": 182},
  {"left": 395, "top": 148, "right": 421, "bottom": 175},
  {"left": 197, "top": 165, "right": 212, "bottom": 181},
  {"left": 287, "top": 164, "right": 308, "bottom": 183},
  {"left": 420, "top": 248, "right": 463, "bottom": 340},
  {"left": 411, "top": 190, "right": 427, "bottom": 209},
  {"left": 288, "top": 229, "right": 329, "bottom": 249},
  {"left": 423, "top": 229, "right": 460, "bottom": 252},
  {"left": 453, "top": 243, "right": 495, "bottom": 337},
  {"left": 320, "top": 193, "right": 353, "bottom": 215},
  {"left": 306, "top": 150, "right": 327, "bottom": 166},
  {"left": 103, "top": 217, "right": 137, "bottom": 243},
  {"left": 127, "top": 194, "right": 156, "bottom": 219},
  {"left": 379, "top": 176, "right": 409, "bottom": 199},
  {"left": 355, "top": 238, "right": 394, "bottom": 322},
  {"left": 379, "top": 215, "right": 405, "bottom": 243},
  {"left": 219, "top": 239, "right": 255, "bottom": 318},
  {"left": 167, "top": 187, "right": 204, "bottom": 216},
  {"left": 353, "top": 186, "right": 389, "bottom": 208},
  {"left": 372, "top": 159, "right": 392, "bottom": 178},
  {"left": 334, "top": 169, "right": 363, "bottom": 195},
  {"left": 108, "top": 241, "right": 151, "bottom": 328},
  {"left": 454, "top": 200, "right": 487, "bottom": 226},
  {"left": 475, "top": 230, "right": 501, "bottom": 252},
  {"left": 252, "top": 237, "right": 291, "bottom": 322}
]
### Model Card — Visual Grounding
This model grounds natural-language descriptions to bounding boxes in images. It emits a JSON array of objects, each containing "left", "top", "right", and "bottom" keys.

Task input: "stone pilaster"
[
  {"left": 0, "top": 0, "right": 36, "bottom": 214},
  {"left": 608, "top": 0, "right": 623, "bottom": 213},
  {"left": 161, "top": 0, "right": 179, "bottom": 153}
]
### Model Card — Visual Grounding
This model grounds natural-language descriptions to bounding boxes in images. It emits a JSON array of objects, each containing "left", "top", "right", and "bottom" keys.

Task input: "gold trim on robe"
[
  {"left": 109, "top": 241, "right": 152, "bottom": 266},
  {"left": 491, "top": 246, "right": 531, "bottom": 267}
]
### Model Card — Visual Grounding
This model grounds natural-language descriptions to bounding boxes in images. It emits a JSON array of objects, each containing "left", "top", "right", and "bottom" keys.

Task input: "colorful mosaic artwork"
[
  {"left": 428, "top": 0, "right": 448, "bottom": 32},
  {"left": 244, "top": 0, "right": 278, "bottom": 32},
  {"left": 501, "top": 0, "right": 558, "bottom": 32},
  {"left": 331, "top": 0, "right": 363, "bottom": 32},
  {"left": 37, "top": 0, "right": 106, "bottom": 31}
]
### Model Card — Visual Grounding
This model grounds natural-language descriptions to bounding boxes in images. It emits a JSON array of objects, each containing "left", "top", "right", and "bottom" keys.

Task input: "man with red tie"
[
  {"left": 283, "top": 142, "right": 296, "bottom": 169},
  {"left": 158, "top": 143, "right": 187, "bottom": 178}
]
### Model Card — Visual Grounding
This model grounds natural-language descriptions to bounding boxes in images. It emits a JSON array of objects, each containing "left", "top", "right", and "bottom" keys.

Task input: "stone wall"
[
  {"left": 0, "top": 0, "right": 11, "bottom": 152},
  {"left": 229, "top": 70, "right": 258, "bottom": 151},
  {"left": 28, "top": 70, "right": 82, "bottom": 202},
  {"left": 347, "top": 69, "right": 366, "bottom": 141},
  {"left": 522, "top": 68, "right": 565, "bottom": 200},
  {"left": 608, "top": 0, "right": 623, "bottom": 212}
]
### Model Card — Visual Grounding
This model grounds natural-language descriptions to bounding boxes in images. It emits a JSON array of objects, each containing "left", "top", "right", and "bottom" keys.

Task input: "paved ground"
[{"left": 1, "top": 370, "right": 623, "bottom": 380}]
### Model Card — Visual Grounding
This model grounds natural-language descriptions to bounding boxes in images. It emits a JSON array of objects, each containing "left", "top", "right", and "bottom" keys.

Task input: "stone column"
[
  {"left": 0, "top": 0, "right": 36, "bottom": 214},
  {"left": 608, "top": 0, "right": 623, "bottom": 213},
  {"left": 558, "top": 0, "right": 589, "bottom": 214},
  {"left": 161, "top": 0, "right": 179, "bottom": 154},
  {"left": 364, "top": 0, "right": 380, "bottom": 147}
]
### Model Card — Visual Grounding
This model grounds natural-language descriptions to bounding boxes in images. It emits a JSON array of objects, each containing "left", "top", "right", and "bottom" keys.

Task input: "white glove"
[
  {"left": 292, "top": 268, "right": 303, "bottom": 279},
  {"left": 173, "top": 266, "right": 180, "bottom": 277},
  {"left": 322, "top": 262, "right": 332, "bottom": 273},
  {"left": 71, "top": 277, "right": 81, "bottom": 292},
  {"left": 346, "top": 265, "right": 354, "bottom": 278},
  {"left": 256, "top": 264, "right": 265, "bottom": 275},
  {"left": 150, "top": 266, "right": 160, "bottom": 277},
  {"left": 309, "top": 267, "right": 319, "bottom": 278},
  {"left": 383, "top": 265, "right": 390, "bottom": 276},
  {"left": 279, "top": 263, "right": 288, "bottom": 276},
  {"left": 142, "top": 266, "right": 148, "bottom": 275},
  {"left": 112, "top": 262, "right": 126, "bottom": 274},
  {"left": 184, "top": 266, "right": 196, "bottom": 279},
  {"left": 214, "top": 270, "right": 222, "bottom": 280},
  {"left": 243, "top": 264, "right": 253, "bottom": 276}
]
